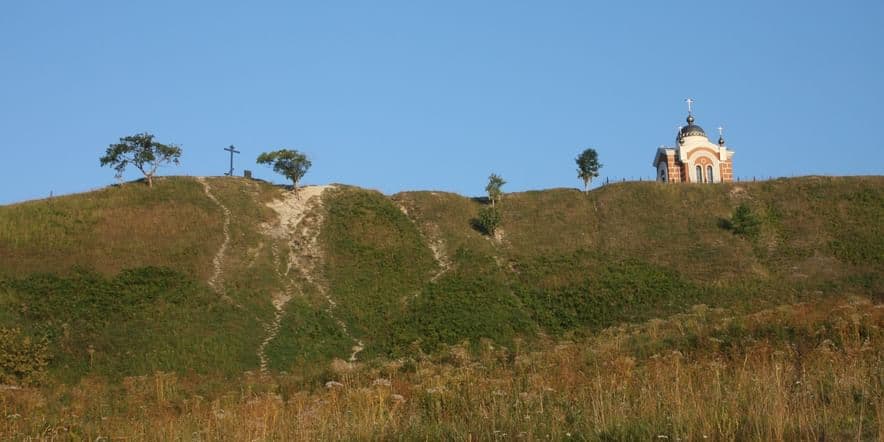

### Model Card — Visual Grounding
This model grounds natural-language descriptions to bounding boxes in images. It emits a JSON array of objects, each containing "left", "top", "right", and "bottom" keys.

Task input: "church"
[{"left": 652, "top": 100, "right": 735, "bottom": 183}]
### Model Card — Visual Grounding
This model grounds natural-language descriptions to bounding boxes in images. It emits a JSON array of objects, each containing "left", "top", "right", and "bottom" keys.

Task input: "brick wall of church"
[
  {"left": 720, "top": 160, "right": 733, "bottom": 182},
  {"left": 666, "top": 156, "right": 682, "bottom": 183}
]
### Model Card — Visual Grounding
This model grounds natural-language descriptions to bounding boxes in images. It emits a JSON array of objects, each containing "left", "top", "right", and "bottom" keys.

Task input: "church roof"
[
  {"left": 677, "top": 114, "right": 706, "bottom": 141},
  {"left": 652, "top": 146, "right": 675, "bottom": 167}
]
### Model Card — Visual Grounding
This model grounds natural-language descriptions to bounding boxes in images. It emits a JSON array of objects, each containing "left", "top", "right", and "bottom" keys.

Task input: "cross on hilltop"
[{"left": 224, "top": 145, "right": 240, "bottom": 176}]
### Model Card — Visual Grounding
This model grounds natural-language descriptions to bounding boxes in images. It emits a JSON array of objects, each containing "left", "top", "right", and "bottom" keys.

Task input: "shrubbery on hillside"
[
  {"left": 393, "top": 266, "right": 534, "bottom": 353},
  {"left": 0, "top": 327, "right": 50, "bottom": 386},
  {"left": 0, "top": 267, "right": 258, "bottom": 381},
  {"left": 723, "top": 203, "right": 761, "bottom": 237},
  {"left": 474, "top": 206, "right": 501, "bottom": 235},
  {"left": 513, "top": 251, "right": 703, "bottom": 333}
]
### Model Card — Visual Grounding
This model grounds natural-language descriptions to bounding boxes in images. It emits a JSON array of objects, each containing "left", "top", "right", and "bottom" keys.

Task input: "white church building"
[{"left": 652, "top": 100, "right": 735, "bottom": 183}]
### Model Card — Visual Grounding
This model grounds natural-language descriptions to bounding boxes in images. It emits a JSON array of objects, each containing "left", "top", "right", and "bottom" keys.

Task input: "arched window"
[
  {"left": 707, "top": 165, "right": 714, "bottom": 183},
  {"left": 695, "top": 165, "right": 703, "bottom": 183}
]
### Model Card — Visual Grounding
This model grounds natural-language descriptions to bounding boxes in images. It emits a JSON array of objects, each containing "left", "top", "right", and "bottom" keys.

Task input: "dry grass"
[
  {"left": 1, "top": 296, "right": 879, "bottom": 440},
  {"left": 0, "top": 177, "right": 224, "bottom": 279}
]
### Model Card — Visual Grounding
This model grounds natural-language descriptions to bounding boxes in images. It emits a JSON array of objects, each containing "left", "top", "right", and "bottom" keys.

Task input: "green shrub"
[
  {"left": 474, "top": 206, "right": 501, "bottom": 235},
  {"left": 0, "top": 327, "right": 50, "bottom": 386},
  {"left": 726, "top": 203, "right": 760, "bottom": 237}
]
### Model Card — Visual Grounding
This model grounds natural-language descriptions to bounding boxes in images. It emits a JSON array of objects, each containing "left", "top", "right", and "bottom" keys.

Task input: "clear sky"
[{"left": 2, "top": 1, "right": 883, "bottom": 204}]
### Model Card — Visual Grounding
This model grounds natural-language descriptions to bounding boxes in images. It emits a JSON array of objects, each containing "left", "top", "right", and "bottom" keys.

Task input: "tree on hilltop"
[
  {"left": 474, "top": 173, "right": 506, "bottom": 236},
  {"left": 576, "top": 148, "right": 602, "bottom": 193},
  {"left": 99, "top": 132, "right": 182, "bottom": 188},
  {"left": 485, "top": 173, "right": 506, "bottom": 207},
  {"left": 256, "top": 149, "right": 312, "bottom": 191}
]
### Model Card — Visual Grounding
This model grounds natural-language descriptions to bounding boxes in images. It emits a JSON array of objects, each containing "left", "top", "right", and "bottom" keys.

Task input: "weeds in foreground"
[{"left": 0, "top": 296, "right": 880, "bottom": 440}]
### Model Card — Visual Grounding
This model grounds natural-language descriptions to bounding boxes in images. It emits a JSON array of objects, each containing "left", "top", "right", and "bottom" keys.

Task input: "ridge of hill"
[{"left": 0, "top": 176, "right": 881, "bottom": 383}]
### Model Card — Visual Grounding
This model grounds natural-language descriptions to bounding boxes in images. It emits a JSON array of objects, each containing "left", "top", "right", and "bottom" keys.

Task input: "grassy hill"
[
  {"left": 0, "top": 175, "right": 881, "bottom": 439},
  {"left": 0, "top": 176, "right": 881, "bottom": 377}
]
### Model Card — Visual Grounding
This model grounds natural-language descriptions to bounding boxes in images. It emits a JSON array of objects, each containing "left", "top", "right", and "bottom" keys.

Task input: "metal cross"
[
  {"left": 717, "top": 125, "right": 725, "bottom": 136},
  {"left": 224, "top": 145, "right": 240, "bottom": 176},
  {"left": 684, "top": 98, "right": 695, "bottom": 114}
]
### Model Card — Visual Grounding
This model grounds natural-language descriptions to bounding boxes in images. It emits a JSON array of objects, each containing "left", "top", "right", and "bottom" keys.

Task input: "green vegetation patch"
[
  {"left": 0, "top": 267, "right": 259, "bottom": 382},
  {"left": 320, "top": 187, "right": 437, "bottom": 353},
  {"left": 266, "top": 297, "right": 354, "bottom": 373},
  {"left": 828, "top": 187, "right": 884, "bottom": 265},
  {"left": 512, "top": 250, "right": 703, "bottom": 333},
  {"left": 391, "top": 249, "right": 535, "bottom": 353}
]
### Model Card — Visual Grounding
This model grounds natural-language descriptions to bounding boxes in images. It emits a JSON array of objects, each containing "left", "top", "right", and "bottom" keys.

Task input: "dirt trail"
[
  {"left": 395, "top": 201, "right": 452, "bottom": 282},
  {"left": 198, "top": 177, "right": 235, "bottom": 304},
  {"left": 259, "top": 186, "right": 364, "bottom": 371}
]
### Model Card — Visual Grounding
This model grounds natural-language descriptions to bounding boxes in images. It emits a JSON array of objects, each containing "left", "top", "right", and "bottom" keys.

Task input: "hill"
[
  {"left": 0, "top": 176, "right": 881, "bottom": 378},
  {"left": 0, "top": 175, "right": 881, "bottom": 439}
]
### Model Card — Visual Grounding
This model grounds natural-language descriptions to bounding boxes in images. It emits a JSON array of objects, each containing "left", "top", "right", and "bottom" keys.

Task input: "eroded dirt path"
[
  {"left": 198, "top": 177, "right": 235, "bottom": 304},
  {"left": 395, "top": 200, "right": 452, "bottom": 282},
  {"left": 259, "top": 185, "right": 364, "bottom": 371}
]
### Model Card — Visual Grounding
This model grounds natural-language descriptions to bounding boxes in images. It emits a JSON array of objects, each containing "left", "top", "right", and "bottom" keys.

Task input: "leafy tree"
[
  {"left": 99, "top": 133, "right": 182, "bottom": 187},
  {"left": 485, "top": 173, "right": 506, "bottom": 207},
  {"left": 576, "top": 148, "right": 602, "bottom": 192},
  {"left": 256, "top": 149, "right": 312, "bottom": 191},
  {"left": 476, "top": 206, "right": 501, "bottom": 236}
]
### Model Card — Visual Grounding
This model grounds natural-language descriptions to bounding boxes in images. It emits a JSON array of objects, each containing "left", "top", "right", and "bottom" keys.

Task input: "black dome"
[
  {"left": 677, "top": 114, "right": 706, "bottom": 141},
  {"left": 680, "top": 124, "right": 706, "bottom": 138}
]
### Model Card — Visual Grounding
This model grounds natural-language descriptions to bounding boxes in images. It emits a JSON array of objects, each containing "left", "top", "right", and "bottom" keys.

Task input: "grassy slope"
[
  {"left": 389, "top": 176, "right": 883, "bottom": 346},
  {"left": 318, "top": 187, "right": 438, "bottom": 356},
  {"left": 0, "top": 177, "right": 222, "bottom": 278},
  {"left": 0, "top": 177, "right": 283, "bottom": 381},
  {"left": 0, "top": 176, "right": 881, "bottom": 383}
]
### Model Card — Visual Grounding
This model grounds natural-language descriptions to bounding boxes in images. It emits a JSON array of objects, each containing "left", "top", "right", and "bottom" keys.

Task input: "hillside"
[
  {"left": 0, "top": 176, "right": 881, "bottom": 380},
  {"left": 0, "top": 176, "right": 882, "bottom": 438}
]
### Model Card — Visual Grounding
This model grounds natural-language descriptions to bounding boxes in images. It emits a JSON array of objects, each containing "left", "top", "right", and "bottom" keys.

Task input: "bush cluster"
[
  {"left": 474, "top": 206, "right": 501, "bottom": 235},
  {"left": 721, "top": 203, "right": 760, "bottom": 237},
  {"left": 0, "top": 327, "right": 50, "bottom": 386}
]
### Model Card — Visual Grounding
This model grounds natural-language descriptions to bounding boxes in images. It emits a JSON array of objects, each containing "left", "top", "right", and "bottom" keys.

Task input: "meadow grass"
[
  {"left": 0, "top": 296, "right": 879, "bottom": 440},
  {"left": 0, "top": 177, "right": 223, "bottom": 279}
]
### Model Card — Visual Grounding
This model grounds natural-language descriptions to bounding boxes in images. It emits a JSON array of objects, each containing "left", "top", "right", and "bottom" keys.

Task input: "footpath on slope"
[
  {"left": 259, "top": 185, "right": 364, "bottom": 372},
  {"left": 197, "top": 177, "right": 235, "bottom": 305},
  {"left": 395, "top": 199, "right": 452, "bottom": 283}
]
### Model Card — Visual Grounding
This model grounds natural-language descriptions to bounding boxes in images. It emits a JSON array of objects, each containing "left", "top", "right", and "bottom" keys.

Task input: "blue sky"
[{"left": 1, "top": 1, "right": 882, "bottom": 204}]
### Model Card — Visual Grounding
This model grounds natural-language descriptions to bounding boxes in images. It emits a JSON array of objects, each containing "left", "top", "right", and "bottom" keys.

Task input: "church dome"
[{"left": 677, "top": 114, "right": 706, "bottom": 141}]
